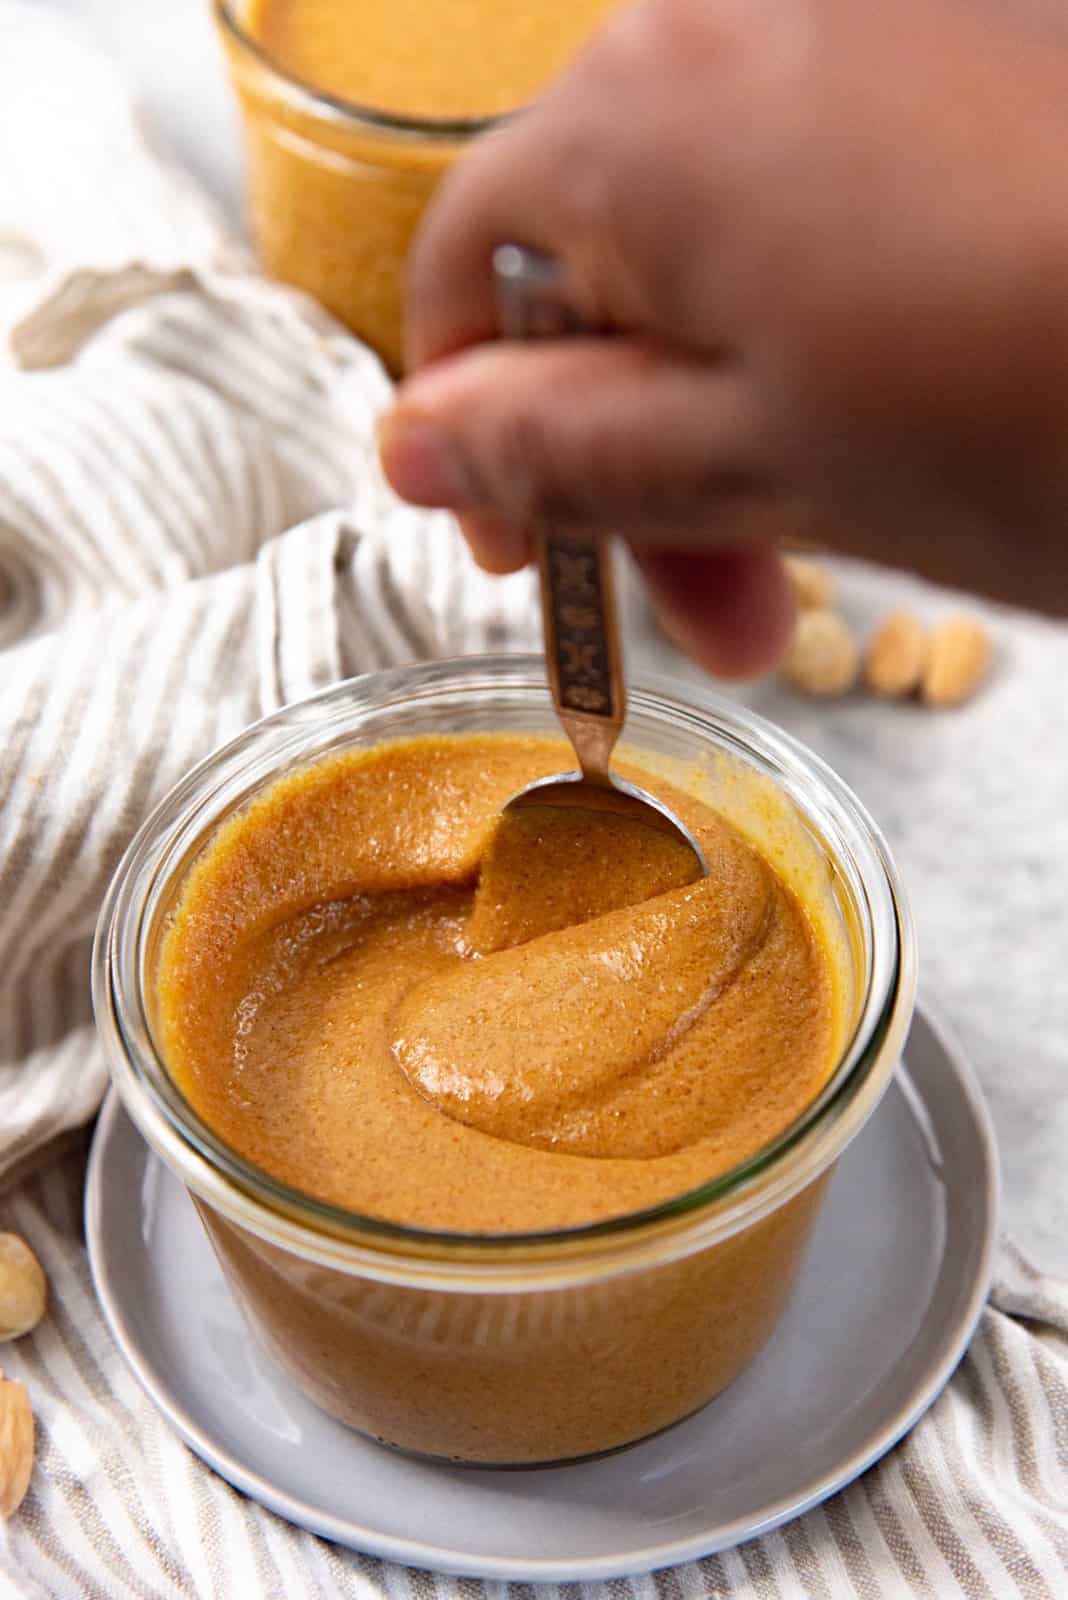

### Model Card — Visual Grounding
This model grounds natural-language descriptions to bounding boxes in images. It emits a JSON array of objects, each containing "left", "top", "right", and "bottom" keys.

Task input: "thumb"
[{"left": 378, "top": 338, "right": 766, "bottom": 542}]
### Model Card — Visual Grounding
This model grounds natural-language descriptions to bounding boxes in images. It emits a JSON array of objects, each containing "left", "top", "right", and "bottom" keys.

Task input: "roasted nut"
[
  {"left": 783, "top": 556, "right": 835, "bottom": 611},
  {"left": 0, "top": 1375, "right": 33, "bottom": 1519},
  {"left": 783, "top": 609, "right": 859, "bottom": 697},
  {"left": 865, "top": 611, "right": 929, "bottom": 698},
  {"left": 0, "top": 1236, "right": 46, "bottom": 1341},
  {"left": 923, "top": 615, "right": 991, "bottom": 707}
]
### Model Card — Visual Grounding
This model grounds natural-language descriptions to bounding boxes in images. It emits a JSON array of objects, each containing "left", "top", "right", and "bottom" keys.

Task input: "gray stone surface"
[{"left": 40, "top": 0, "right": 244, "bottom": 215}]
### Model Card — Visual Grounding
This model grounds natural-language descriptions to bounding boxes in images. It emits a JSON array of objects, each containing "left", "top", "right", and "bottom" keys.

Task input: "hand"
[{"left": 380, "top": 0, "right": 1068, "bottom": 673}]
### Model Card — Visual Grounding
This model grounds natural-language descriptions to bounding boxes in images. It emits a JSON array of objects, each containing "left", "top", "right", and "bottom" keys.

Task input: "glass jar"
[
  {"left": 214, "top": 1, "right": 481, "bottom": 375},
  {"left": 93, "top": 656, "right": 915, "bottom": 1467}
]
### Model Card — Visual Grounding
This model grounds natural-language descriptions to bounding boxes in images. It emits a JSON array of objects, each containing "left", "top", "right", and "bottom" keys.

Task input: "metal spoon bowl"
[
  {"left": 493, "top": 244, "right": 707, "bottom": 876},
  {"left": 504, "top": 769, "right": 708, "bottom": 835}
]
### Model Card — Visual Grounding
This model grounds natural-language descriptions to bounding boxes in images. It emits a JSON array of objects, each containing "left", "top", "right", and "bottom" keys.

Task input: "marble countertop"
[{"left": 43, "top": 0, "right": 1068, "bottom": 1275}]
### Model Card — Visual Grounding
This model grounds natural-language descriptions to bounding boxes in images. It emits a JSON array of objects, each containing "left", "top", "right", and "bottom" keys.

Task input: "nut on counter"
[
  {"left": 781, "top": 558, "right": 991, "bottom": 709},
  {"left": 0, "top": 1235, "right": 46, "bottom": 1342},
  {"left": 0, "top": 1374, "right": 32, "bottom": 1519}
]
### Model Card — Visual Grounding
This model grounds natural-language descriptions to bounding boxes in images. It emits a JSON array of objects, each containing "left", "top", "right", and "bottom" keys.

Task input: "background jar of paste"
[
  {"left": 93, "top": 657, "right": 916, "bottom": 1467},
  {"left": 215, "top": 0, "right": 605, "bottom": 375}
]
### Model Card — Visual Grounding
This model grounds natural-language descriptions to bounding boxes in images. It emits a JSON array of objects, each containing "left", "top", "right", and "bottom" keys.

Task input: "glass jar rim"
[
  {"left": 215, "top": 0, "right": 503, "bottom": 141},
  {"left": 93, "top": 656, "right": 916, "bottom": 1287}
]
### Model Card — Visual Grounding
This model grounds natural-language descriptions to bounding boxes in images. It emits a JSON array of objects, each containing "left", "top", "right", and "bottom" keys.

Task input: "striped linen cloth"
[{"left": 0, "top": 5, "right": 1064, "bottom": 1594}]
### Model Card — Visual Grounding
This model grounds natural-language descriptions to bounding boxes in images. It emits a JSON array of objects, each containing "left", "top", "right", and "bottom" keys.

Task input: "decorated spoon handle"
[{"left": 492, "top": 244, "right": 624, "bottom": 785}]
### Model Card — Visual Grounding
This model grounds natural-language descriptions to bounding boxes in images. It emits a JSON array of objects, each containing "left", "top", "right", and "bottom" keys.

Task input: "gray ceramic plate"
[{"left": 85, "top": 1005, "right": 998, "bottom": 1581}]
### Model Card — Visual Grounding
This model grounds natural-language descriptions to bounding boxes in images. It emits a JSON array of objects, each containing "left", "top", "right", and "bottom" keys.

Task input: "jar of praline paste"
[
  {"left": 93, "top": 657, "right": 915, "bottom": 1466},
  {"left": 215, "top": 0, "right": 620, "bottom": 372}
]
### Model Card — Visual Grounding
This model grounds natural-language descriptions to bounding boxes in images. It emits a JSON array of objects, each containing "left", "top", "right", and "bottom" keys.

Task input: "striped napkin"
[{"left": 0, "top": 6, "right": 1064, "bottom": 1595}]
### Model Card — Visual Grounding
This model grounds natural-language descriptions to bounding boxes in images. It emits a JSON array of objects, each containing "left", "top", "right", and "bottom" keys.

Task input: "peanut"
[
  {"left": 0, "top": 1235, "right": 46, "bottom": 1342},
  {"left": 783, "top": 609, "right": 859, "bottom": 697},
  {"left": 0, "top": 1375, "right": 33, "bottom": 1519},
  {"left": 784, "top": 556, "right": 835, "bottom": 612},
  {"left": 923, "top": 615, "right": 991, "bottom": 707},
  {"left": 865, "top": 611, "right": 929, "bottom": 698}
]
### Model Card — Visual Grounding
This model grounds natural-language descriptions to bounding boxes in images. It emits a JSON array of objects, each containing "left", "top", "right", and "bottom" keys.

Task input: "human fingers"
[
  {"left": 405, "top": 0, "right": 747, "bottom": 368},
  {"left": 455, "top": 512, "right": 532, "bottom": 574},
  {"left": 631, "top": 544, "right": 795, "bottom": 678},
  {"left": 379, "top": 336, "right": 768, "bottom": 542}
]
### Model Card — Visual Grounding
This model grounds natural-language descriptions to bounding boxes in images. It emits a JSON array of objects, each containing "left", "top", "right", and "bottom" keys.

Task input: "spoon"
[{"left": 492, "top": 244, "right": 708, "bottom": 873}]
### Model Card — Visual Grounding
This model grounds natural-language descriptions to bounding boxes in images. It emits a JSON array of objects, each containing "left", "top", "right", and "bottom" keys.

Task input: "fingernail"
[{"left": 377, "top": 412, "right": 474, "bottom": 508}]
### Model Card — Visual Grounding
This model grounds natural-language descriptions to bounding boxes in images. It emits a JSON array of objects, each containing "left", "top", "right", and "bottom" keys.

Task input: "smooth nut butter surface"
[
  {"left": 251, "top": 0, "right": 620, "bottom": 121},
  {"left": 156, "top": 735, "right": 841, "bottom": 1234}
]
